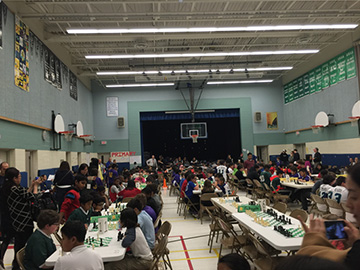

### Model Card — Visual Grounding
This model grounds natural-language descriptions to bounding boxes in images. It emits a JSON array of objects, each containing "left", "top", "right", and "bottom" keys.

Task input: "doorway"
[
  {"left": 25, "top": 150, "right": 37, "bottom": 186},
  {"left": 294, "top": 144, "right": 306, "bottom": 160},
  {"left": 256, "top": 146, "right": 269, "bottom": 164}
]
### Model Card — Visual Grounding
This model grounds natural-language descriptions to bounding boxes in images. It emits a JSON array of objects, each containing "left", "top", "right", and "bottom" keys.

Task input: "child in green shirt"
[
  {"left": 24, "top": 209, "right": 59, "bottom": 270},
  {"left": 67, "top": 191, "right": 93, "bottom": 228}
]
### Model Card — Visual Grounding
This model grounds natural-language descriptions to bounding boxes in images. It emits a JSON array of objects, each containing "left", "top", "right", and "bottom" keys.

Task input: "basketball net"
[{"left": 191, "top": 134, "right": 198, "bottom": 143}]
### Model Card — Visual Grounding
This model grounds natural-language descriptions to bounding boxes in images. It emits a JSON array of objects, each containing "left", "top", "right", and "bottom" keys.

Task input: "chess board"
[
  {"left": 286, "top": 227, "right": 305, "bottom": 238},
  {"left": 248, "top": 211, "right": 290, "bottom": 227},
  {"left": 85, "top": 237, "right": 113, "bottom": 248}
]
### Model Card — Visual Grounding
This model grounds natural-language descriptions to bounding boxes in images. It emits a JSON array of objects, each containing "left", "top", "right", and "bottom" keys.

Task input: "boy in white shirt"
[
  {"left": 54, "top": 220, "right": 104, "bottom": 270},
  {"left": 332, "top": 176, "right": 348, "bottom": 203},
  {"left": 319, "top": 174, "right": 336, "bottom": 199}
]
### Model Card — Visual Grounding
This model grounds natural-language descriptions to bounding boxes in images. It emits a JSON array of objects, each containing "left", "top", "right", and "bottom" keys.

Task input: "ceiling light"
[
  {"left": 68, "top": 24, "right": 358, "bottom": 34},
  {"left": 86, "top": 50, "right": 319, "bottom": 60},
  {"left": 207, "top": 80, "right": 273, "bottom": 85},
  {"left": 106, "top": 83, "right": 175, "bottom": 88},
  {"left": 96, "top": 66, "right": 292, "bottom": 76}
]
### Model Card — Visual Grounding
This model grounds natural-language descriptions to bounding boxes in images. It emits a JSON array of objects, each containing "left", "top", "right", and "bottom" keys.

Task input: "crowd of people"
[
  {"left": 0, "top": 149, "right": 359, "bottom": 270},
  {"left": 0, "top": 158, "right": 164, "bottom": 270}
]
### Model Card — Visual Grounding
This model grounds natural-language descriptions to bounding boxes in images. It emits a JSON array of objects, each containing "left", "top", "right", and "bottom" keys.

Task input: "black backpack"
[{"left": 30, "top": 191, "right": 58, "bottom": 221}]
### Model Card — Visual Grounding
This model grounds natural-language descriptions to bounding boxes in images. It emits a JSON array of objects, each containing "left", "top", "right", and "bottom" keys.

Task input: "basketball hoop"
[
  {"left": 191, "top": 134, "right": 198, "bottom": 143},
  {"left": 349, "top": 116, "right": 360, "bottom": 127},
  {"left": 79, "top": 135, "right": 92, "bottom": 144},
  {"left": 311, "top": 125, "right": 323, "bottom": 134},
  {"left": 59, "top": 131, "right": 74, "bottom": 142}
]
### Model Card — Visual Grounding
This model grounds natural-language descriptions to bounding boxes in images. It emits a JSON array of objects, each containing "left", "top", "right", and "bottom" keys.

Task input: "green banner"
[
  {"left": 309, "top": 70, "right": 316, "bottom": 94},
  {"left": 329, "top": 59, "right": 338, "bottom": 86},
  {"left": 337, "top": 53, "right": 346, "bottom": 82},
  {"left": 283, "top": 47, "right": 356, "bottom": 104},
  {"left": 321, "top": 63, "right": 330, "bottom": 89},
  {"left": 315, "top": 67, "right": 322, "bottom": 92},
  {"left": 303, "top": 73, "right": 310, "bottom": 95},
  {"left": 346, "top": 49, "right": 356, "bottom": 79}
]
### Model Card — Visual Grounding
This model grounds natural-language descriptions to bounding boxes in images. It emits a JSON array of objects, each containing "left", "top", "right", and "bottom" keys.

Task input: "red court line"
[{"left": 169, "top": 235, "right": 194, "bottom": 270}]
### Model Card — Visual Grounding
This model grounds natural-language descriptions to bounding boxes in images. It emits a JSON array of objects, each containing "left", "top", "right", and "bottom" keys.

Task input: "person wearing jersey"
[
  {"left": 260, "top": 165, "right": 272, "bottom": 187},
  {"left": 319, "top": 173, "right": 336, "bottom": 199},
  {"left": 332, "top": 176, "right": 349, "bottom": 203},
  {"left": 270, "top": 170, "right": 284, "bottom": 192},
  {"left": 216, "top": 160, "right": 228, "bottom": 181},
  {"left": 106, "top": 163, "right": 118, "bottom": 188}
]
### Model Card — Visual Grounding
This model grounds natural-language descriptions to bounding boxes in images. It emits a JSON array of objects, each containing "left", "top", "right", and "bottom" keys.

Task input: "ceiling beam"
[{"left": 12, "top": 0, "right": 360, "bottom": 3}]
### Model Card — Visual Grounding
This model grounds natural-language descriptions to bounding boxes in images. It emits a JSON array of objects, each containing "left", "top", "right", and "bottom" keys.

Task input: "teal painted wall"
[
  {"left": 0, "top": 10, "right": 94, "bottom": 136},
  {"left": 0, "top": 119, "right": 94, "bottom": 152}
]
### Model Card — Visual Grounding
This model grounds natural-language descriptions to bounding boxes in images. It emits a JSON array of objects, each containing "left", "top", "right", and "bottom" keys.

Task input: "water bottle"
[{"left": 286, "top": 174, "right": 290, "bottom": 182}]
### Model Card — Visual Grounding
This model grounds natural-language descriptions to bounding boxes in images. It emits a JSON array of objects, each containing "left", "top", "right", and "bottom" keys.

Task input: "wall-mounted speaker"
[
  {"left": 254, "top": 112, "right": 262, "bottom": 123},
  {"left": 117, "top": 117, "right": 125, "bottom": 128}
]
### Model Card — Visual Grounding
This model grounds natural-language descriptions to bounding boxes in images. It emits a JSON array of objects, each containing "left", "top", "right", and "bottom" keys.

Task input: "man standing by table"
[
  {"left": 146, "top": 155, "right": 157, "bottom": 169},
  {"left": 244, "top": 153, "right": 255, "bottom": 173}
]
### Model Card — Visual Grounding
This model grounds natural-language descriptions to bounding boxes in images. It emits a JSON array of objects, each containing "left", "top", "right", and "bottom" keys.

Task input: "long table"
[
  {"left": 45, "top": 226, "right": 126, "bottom": 266},
  {"left": 231, "top": 212, "right": 303, "bottom": 251},
  {"left": 281, "top": 181, "right": 314, "bottom": 189},
  {"left": 211, "top": 197, "right": 304, "bottom": 251},
  {"left": 193, "top": 189, "right": 222, "bottom": 195}
]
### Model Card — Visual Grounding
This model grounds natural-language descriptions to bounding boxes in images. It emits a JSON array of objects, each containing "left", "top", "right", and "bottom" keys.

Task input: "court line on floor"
[{"left": 170, "top": 235, "right": 194, "bottom": 270}]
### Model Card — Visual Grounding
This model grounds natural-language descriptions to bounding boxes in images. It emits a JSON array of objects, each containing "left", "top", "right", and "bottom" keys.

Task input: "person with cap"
[{"left": 313, "top": 148, "right": 322, "bottom": 163}]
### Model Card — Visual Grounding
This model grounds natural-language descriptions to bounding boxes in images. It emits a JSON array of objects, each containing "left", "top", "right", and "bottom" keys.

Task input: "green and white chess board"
[{"left": 85, "top": 236, "right": 113, "bottom": 248}]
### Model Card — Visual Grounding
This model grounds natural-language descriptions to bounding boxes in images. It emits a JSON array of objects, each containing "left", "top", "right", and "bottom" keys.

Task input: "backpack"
[{"left": 30, "top": 191, "right": 58, "bottom": 221}]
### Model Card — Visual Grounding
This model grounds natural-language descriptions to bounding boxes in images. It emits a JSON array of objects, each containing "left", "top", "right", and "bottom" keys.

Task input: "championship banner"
[
  {"left": 69, "top": 71, "right": 78, "bottom": 100},
  {"left": 44, "top": 47, "right": 62, "bottom": 90},
  {"left": 14, "top": 16, "right": 29, "bottom": 92}
]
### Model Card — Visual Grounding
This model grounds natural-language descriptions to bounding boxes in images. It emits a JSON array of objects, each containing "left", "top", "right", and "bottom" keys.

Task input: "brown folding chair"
[
  {"left": 150, "top": 234, "right": 168, "bottom": 270},
  {"left": 290, "top": 209, "right": 308, "bottom": 222},
  {"left": 184, "top": 193, "right": 200, "bottom": 219},
  {"left": 199, "top": 193, "right": 218, "bottom": 224},
  {"left": 273, "top": 202, "right": 287, "bottom": 214},
  {"left": 253, "top": 179, "right": 266, "bottom": 199},
  {"left": 16, "top": 247, "right": 26, "bottom": 270},
  {"left": 310, "top": 194, "right": 329, "bottom": 217},
  {"left": 245, "top": 178, "right": 255, "bottom": 198},
  {"left": 156, "top": 221, "right": 172, "bottom": 270},
  {"left": 325, "top": 198, "right": 344, "bottom": 219},
  {"left": 205, "top": 208, "right": 222, "bottom": 253},
  {"left": 216, "top": 217, "right": 247, "bottom": 259}
]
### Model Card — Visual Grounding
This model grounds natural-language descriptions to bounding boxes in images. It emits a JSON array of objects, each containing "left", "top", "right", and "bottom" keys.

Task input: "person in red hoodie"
[
  {"left": 118, "top": 180, "right": 141, "bottom": 200},
  {"left": 59, "top": 175, "right": 87, "bottom": 224},
  {"left": 180, "top": 173, "right": 196, "bottom": 199}
]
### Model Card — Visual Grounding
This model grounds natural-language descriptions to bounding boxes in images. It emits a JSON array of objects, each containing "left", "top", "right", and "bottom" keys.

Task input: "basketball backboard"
[{"left": 180, "top": 122, "right": 207, "bottom": 139}]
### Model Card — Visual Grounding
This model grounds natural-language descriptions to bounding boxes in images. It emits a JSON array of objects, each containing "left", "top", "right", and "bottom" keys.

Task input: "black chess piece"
[
  {"left": 289, "top": 219, "right": 292, "bottom": 225},
  {"left": 93, "top": 221, "right": 97, "bottom": 229},
  {"left": 100, "top": 238, "right": 103, "bottom": 246},
  {"left": 117, "top": 231, "right": 124, "bottom": 241}
]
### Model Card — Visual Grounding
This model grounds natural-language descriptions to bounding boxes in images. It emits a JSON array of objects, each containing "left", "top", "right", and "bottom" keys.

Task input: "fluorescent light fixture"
[
  {"left": 106, "top": 83, "right": 174, "bottom": 88},
  {"left": 97, "top": 66, "right": 292, "bottom": 76},
  {"left": 68, "top": 24, "right": 358, "bottom": 34},
  {"left": 207, "top": 80, "right": 273, "bottom": 85},
  {"left": 165, "top": 110, "right": 215, "bottom": 114},
  {"left": 86, "top": 50, "right": 318, "bottom": 59}
]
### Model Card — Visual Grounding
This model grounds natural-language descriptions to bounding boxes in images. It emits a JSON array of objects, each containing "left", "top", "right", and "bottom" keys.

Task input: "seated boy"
[
  {"left": 127, "top": 198, "right": 155, "bottom": 249},
  {"left": 54, "top": 220, "right": 104, "bottom": 270},
  {"left": 97, "top": 186, "right": 110, "bottom": 209},
  {"left": 67, "top": 191, "right": 93, "bottom": 227},
  {"left": 298, "top": 168, "right": 311, "bottom": 182},
  {"left": 59, "top": 175, "right": 87, "bottom": 223},
  {"left": 91, "top": 194, "right": 105, "bottom": 217},
  {"left": 24, "top": 210, "right": 59, "bottom": 270}
]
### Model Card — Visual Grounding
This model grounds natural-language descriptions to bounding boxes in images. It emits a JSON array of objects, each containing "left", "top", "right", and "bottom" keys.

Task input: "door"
[
  {"left": 294, "top": 144, "right": 306, "bottom": 160},
  {"left": 256, "top": 146, "right": 269, "bottom": 164}
]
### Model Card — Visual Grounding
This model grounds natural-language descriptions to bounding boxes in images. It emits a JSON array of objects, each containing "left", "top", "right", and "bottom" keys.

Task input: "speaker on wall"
[
  {"left": 254, "top": 112, "right": 262, "bottom": 123},
  {"left": 117, "top": 117, "right": 125, "bottom": 128}
]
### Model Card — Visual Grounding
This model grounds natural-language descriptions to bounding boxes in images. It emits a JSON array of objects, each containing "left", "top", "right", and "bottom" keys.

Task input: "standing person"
[
  {"left": 279, "top": 150, "right": 289, "bottom": 166},
  {"left": 106, "top": 157, "right": 112, "bottom": 168},
  {"left": 0, "top": 168, "right": 41, "bottom": 270},
  {"left": 0, "top": 162, "right": 9, "bottom": 189},
  {"left": 216, "top": 160, "right": 228, "bottom": 180},
  {"left": 226, "top": 155, "right": 233, "bottom": 164},
  {"left": 313, "top": 147, "right": 322, "bottom": 163},
  {"left": 243, "top": 153, "right": 255, "bottom": 172},
  {"left": 54, "top": 161, "right": 74, "bottom": 209},
  {"left": 146, "top": 155, "right": 157, "bottom": 169},
  {"left": 293, "top": 149, "right": 300, "bottom": 162},
  {"left": 106, "top": 163, "right": 119, "bottom": 188},
  {"left": 99, "top": 158, "right": 106, "bottom": 177}
]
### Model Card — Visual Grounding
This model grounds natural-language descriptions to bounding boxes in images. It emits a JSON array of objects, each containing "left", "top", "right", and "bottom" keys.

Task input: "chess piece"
[
  {"left": 100, "top": 238, "right": 103, "bottom": 247},
  {"left": 97, "top": 231, "right": 100, "bottom": 241},
  {"left": 92, "top": 243, "right": 95, "bottom": 250}
]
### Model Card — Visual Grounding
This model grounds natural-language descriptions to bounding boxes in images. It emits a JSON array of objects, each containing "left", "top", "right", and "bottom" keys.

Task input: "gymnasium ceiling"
[{"left": 4, "top": 0, "right": 360, "bottom": 88}]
